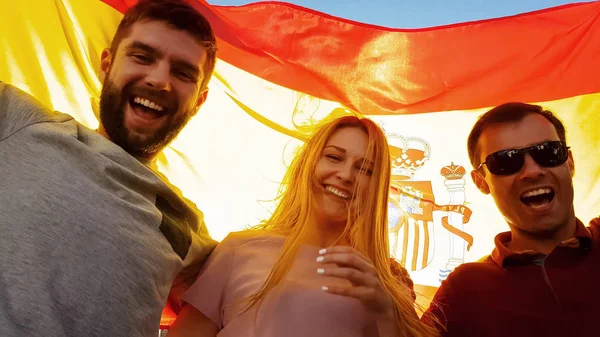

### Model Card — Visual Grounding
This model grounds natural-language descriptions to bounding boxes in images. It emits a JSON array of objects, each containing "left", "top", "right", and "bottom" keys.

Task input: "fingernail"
[
  {"left": 316, "top": 256, "right": 324, "bottom": 263},
  {"left": 317, "top": 268, "right": 325, "bottom": 274},
  {"left": 321, "top": 286, "right": 329, "bottom": 292},
  {"left": 319, "top": 248, "right": 327, "bottom": 255}
]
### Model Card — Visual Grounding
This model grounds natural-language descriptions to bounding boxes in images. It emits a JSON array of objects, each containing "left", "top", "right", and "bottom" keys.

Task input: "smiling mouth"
[
  {"left": 129, "top": 96, "right": 168, "bottom": 120},
  {"left": 325, "top": 185, "right": 350, "bottom": 200},
  {"left": 520, "top": 187, "right": 555, "bottom": 209}
]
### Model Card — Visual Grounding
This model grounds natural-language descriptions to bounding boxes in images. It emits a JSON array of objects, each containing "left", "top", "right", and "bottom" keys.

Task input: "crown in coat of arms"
[
  {"left": 440, "top": 162, "right": 466, "bottom": 180},
  {"left": 385, "top": 132, "right": 431, "bottom": 180}
]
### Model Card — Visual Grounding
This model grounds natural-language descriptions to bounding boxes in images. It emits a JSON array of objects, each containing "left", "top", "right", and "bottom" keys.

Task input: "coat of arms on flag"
[{"left": 382, "top": 126, "right": 473, "bottom": 283}]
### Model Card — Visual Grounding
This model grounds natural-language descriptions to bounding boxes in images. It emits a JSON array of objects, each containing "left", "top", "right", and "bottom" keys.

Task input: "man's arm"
[
  {"left": 168, "top": 304, "right": 219, "bottom": 337},
  {"left": 420, "top": 270, "right": 467, "bottom": 337},
  {"left": 390, "top": 258, "right": 417, "bottom": 302},
  {"left": 167, "top": 206, "right": 217, "bottom": 314}
]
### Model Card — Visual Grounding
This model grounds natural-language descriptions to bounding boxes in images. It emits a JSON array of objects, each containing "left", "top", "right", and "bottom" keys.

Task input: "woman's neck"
[{"left": 302, "top": 218, "right": 349, "bottom": 248}]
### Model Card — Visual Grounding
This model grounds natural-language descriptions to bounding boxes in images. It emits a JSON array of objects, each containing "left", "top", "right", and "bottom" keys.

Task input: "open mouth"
[
  {"left": 325, "top": 185, "right": 350, "bottom": 200},
  {"left": 129, "top": 96, "right": 168, "bottom": 120},
  {"left": 520, "top": 187, "right": 555, "bottom": 209}
]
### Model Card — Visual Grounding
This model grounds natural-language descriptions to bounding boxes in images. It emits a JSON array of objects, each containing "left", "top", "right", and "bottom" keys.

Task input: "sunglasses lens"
[
  {"left": 484, "top": 141, "right": 569, "bottom": 176},
  {"left": 486, "top": 150, "right": 524, "bottom": 175},
  {"left": 531, "top": 141, "right": 568, "bottom": 167}
]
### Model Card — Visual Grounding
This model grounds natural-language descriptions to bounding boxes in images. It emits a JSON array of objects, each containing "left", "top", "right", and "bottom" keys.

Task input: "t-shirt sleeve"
[
  {"left": 181, "top": 234, "right": 237, "bottom": 328},
  {"left": 0, "top": 82, "right": 65, "bottom": 141}
]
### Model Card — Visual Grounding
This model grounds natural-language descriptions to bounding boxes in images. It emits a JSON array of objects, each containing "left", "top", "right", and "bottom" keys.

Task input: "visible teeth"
[
  {"left": 326, "top": 186, "right": 349, "bottom": 199},
  {"left": 133, "top": 96, "right": 164, "bottom": 112},
  {"left": 530, "top": 202, "right": 549, "bottom": 209},
  {"left": 522, "top": 188, "right": 552, "bottom": 198}
]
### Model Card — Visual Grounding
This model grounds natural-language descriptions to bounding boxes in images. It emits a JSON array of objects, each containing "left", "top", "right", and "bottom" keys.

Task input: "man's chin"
[
  {"left": 525, "top": 221, "right": 567, "bottom": 238},
  {"left": 113, "top": 134, "right": 158, "bottom": 157}
]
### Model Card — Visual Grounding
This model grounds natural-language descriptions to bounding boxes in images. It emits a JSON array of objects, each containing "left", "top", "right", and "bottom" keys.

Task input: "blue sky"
[{"left": 208, "top": 0, "right": 586, "bottom": 28}]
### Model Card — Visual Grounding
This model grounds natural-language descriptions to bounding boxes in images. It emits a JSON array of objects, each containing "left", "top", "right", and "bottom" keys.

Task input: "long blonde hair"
[{"left": 245, "top": 115, "right": 438, "bottom": 337}]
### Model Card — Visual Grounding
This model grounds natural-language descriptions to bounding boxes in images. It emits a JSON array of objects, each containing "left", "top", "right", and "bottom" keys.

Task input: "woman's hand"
[{"left": 316, "top": 246, "right": 395, "bottom": 320}]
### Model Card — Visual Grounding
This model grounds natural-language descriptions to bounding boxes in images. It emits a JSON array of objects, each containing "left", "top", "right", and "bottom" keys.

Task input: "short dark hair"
[
  {"left": 467, "top": 102, "right": 567, "bottom": 169},
  {"left": 110, "top": 0, "right": 217, "bottom": 90}
]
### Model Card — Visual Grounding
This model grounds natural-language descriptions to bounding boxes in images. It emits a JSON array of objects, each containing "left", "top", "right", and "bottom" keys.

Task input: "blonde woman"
[{"left": 168, "top": 116, "right": 438, "bottom": 337}]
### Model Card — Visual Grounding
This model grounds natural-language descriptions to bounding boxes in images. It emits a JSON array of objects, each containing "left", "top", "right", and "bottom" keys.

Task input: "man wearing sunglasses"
[{"left": 422, "top": 102, "right": 600, "bottom": 337}]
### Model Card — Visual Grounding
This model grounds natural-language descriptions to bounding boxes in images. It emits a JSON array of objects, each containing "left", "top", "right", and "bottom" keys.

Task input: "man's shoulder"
[
  {"left": 425, "top": 257, "right": 501, "bottom": 321},
  {"left": 454, "top": 255, "right": 497, "bottom": 271},
  {"left": 589, "top": 217, "right": 600, "bottom": 229},
  {"left": 422, "top": 259, "right": 501, "bottom": 332},
  {"left": 587, "top": 216, "right": 600, "bottom": 244},
  {"left": 442, "top": 257, "right": 501, "bottom": 288},
  {"left": 0, "top": 82, "right": 72, "bottom": 140}
]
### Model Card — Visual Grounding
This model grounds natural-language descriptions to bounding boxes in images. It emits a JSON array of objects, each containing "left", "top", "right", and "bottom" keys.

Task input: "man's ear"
[
  {"left": 567, "top": 149, "right": 575, "bottom": 177},
  {"left": 471, "top": 169, "right": 491, "bottom": 194},
  {"left": 192, "top": 88, "right": 209, "bottom": 116},
  {"left": 99, "top": 48, "right": 113, "bottom": 84}
]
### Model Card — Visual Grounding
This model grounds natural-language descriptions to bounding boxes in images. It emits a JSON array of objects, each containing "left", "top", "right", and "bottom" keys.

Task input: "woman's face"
[{"left": 312, "top": 126, "right": 374, "bottom": 226}]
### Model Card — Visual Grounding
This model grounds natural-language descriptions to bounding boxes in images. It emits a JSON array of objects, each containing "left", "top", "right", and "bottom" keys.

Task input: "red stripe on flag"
[{"left": 100, "top": 0, "right": 600, "bottom": 114}]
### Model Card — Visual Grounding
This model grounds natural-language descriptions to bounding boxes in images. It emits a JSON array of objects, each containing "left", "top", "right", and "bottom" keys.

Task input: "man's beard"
[{"left": 98, "top": 77, "right": 196, "bottom": 158}]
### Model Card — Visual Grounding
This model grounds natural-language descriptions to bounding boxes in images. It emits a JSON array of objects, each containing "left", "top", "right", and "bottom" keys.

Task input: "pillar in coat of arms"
[{"left": 438, "top": 163, "right": 468, "bottom": 281}]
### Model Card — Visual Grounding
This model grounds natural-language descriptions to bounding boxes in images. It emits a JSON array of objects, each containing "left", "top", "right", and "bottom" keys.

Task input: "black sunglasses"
[{"left": 478, "top": 141, "right": 569, "bottom": 176}]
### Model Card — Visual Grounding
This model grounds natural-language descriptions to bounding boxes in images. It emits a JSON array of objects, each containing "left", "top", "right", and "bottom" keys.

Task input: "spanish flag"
[{"left": 2, "top": 0, "right": 599, "bottom": 327}]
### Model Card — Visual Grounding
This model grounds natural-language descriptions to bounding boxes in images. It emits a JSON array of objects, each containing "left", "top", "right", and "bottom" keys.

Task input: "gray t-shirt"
[{"left": 0, "top": 82, "right": 217, "bottom": 337}]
